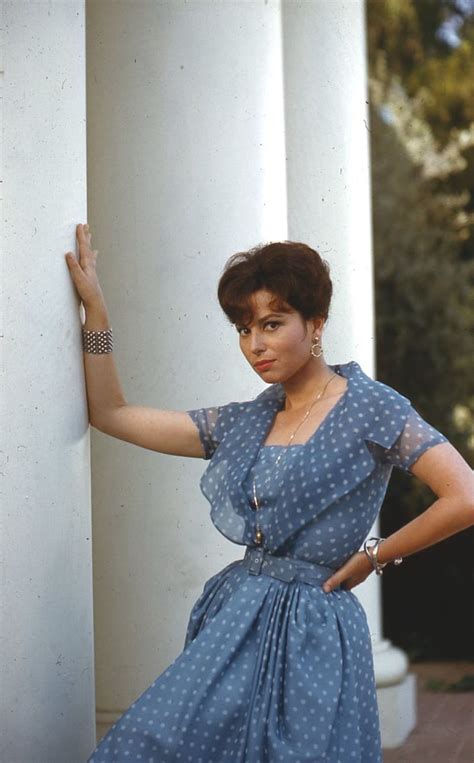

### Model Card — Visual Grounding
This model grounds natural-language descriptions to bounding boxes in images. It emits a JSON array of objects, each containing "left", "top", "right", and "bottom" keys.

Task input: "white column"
[
  {"left": 0, "top": 3, "right": 96, "bottom": 762},
  {"left": 282, "top": 0, "right": 415, "bottom": 747},
  {"left": 85, "top": 0, "right": 286, "bottom": 740}
]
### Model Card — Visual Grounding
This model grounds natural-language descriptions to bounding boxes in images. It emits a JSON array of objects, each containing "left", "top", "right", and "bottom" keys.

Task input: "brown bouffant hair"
[{"left": 217, "top": 241, "right": 333, "bottom": 327}]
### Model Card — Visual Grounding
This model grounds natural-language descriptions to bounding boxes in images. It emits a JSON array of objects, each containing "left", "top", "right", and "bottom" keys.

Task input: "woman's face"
[{"left": 236, "top": 289, "right": 323, "bottom": 383}]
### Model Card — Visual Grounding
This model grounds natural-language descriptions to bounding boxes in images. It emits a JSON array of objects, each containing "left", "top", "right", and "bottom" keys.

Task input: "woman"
[{"left": 66, "top": 223, "right": 474, "bottom": 763}]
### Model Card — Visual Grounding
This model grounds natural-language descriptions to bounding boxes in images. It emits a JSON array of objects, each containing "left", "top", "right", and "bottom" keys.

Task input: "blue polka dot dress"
[{"left": 88, "top": 361, "right": 448, "bottom": 762}]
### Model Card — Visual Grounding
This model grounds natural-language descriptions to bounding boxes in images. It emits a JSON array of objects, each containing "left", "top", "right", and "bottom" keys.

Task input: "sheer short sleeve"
[
  {"left": 186, "top": 401, "right": 248, "bottom": 459},
  {"left": 186, "top": 406, "right": 220, "bottom": 460},
  {"left": 379, "top": 405, "right": 448, "bottom": 472}
]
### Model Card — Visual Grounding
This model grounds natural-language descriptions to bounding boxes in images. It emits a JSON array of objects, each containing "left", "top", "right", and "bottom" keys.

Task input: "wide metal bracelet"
[
  {"left": 363, "top": 536, "right": 404, "bottom": 576},
  {"left": 364, "top": 537, "right": 387, "bottom": 575},
  {"left": 82, "top": 327, "right": 114, "bottom": 354}
]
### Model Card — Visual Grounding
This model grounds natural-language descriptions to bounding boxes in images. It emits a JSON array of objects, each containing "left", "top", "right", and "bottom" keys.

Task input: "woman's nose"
[{"left": 250, "top": 331, "right": 266, "bottom": 353}]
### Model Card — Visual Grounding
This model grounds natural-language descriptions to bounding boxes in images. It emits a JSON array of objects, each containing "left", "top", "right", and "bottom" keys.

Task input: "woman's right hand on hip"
[{"left": 65, "top": 223, "right": 106, "bottom": 308}]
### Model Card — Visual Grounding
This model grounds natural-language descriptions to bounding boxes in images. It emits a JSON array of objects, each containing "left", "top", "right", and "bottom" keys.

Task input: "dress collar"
[
  {"left": 255, "top": 359, "right": 357, "bottom": 406},
  {"left": 199, "top": 360, "right": 404, "bottom": 549}
]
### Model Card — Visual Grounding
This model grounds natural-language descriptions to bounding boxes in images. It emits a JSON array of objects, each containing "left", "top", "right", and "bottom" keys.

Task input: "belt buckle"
[{"left": 247, "top": 547, "right": 265, "bottom": 575}]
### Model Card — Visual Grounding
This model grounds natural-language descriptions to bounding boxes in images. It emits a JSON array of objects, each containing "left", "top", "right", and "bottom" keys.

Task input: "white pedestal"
[{"left": 378, "top": 672, "right": 417, "bottom": 749}]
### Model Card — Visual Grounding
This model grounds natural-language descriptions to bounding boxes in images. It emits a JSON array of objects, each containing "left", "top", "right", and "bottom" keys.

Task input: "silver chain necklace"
[{"left": 252, "top": 372, "right": 338, "bottom": 547}]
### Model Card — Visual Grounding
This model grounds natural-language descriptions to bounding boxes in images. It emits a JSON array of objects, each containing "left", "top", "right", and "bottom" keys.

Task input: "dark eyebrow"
[{"left": 236, "top": 312, "right": 286, "bottom": 328}]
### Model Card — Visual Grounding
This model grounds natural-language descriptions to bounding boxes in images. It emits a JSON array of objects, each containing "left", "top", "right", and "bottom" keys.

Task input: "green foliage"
[
  {"left": 367, "top": 0, "right": 474, "bottom": 660},
  {"left": 424, "top": 674, "right": 474, "bottom": 692},
  {"left": 407, "top": 34, "right": 474, "bottom": 140},
  {"left": 369, "top": 97, "right": 474, "bottom": 464},
  {"left": 367, "top": 0, "right": 474, "bottom": 466},
  {"left": 367, "top": 0, "right": 474, "bottom": 143}
]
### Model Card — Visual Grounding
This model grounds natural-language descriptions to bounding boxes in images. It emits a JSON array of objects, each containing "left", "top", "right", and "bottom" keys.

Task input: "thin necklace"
[{"left": 251, "top": 372, "right": 338, "bottom": 547}]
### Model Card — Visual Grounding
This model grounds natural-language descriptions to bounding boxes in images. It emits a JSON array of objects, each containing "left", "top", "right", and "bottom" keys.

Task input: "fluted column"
[
  {"left": 1, "top": 2, "right": 96, "bottom": 761},
  {"left": 281, "top": 0, "right": 415, "bottom": 747},
  {"left": 85, "top": 0, "right": 287, "bottom": 742}
]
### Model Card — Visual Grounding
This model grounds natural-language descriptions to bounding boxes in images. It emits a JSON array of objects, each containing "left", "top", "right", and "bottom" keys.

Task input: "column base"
[{"left": 378, "top": 672, "right": 417, "bottom": 749}]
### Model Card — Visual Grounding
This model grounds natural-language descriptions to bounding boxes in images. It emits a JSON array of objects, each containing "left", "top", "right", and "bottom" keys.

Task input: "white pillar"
[
  {"left": 86, "top": 0, "right": 415, "bottom": 748},
  {"left": 282, "top": 0, "right": 415, "bottom": 747},
  {"left": 0, "top": 3, "right": 96, "bottom": 762},
  {"left": 85, "top": 0, "right": 286, "bottom": 741}
]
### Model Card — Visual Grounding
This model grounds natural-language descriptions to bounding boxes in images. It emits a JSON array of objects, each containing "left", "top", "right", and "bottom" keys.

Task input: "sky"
[{"left": 437, "top": 0, "right": 474, "bottom": 46}]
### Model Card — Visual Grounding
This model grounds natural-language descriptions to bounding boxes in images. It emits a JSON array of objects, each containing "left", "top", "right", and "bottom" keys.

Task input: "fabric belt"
[{"left": 242, "top": 546, "right": 340, "bottom": 590}]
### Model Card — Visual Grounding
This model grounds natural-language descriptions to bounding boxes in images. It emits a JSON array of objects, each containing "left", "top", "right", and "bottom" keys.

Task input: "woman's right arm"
[{"left": 65, "top": 224, "right": 206, "bottom": 459}]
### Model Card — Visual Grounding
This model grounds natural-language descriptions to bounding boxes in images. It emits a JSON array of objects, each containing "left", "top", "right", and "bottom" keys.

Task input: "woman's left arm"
[
  {"left": 375, "top": 441, "right": 474, "bottom": 565},
  {"left": 323, "top": 441, "right": 474, "bottom": 593}
]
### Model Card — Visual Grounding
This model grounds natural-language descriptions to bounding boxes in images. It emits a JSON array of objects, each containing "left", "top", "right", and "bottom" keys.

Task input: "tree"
[{"left": 366, "top": 0, "right": 474, "bottom": 660}]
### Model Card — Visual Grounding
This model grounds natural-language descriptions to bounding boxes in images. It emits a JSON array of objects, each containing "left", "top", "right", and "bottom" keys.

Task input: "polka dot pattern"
[{"left": 88, "top": 361, "right": 448, "bottom": 762}]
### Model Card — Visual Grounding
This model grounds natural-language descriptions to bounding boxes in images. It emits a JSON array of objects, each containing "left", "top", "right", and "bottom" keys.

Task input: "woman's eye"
[{"left": 236, "top": 322, "right": 280, "bottom": 335}]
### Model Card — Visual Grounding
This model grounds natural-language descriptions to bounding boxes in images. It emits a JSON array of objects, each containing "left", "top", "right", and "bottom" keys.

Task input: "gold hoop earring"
[{"left": 310, "top": 336, "right": 323, "bottom": 358}]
